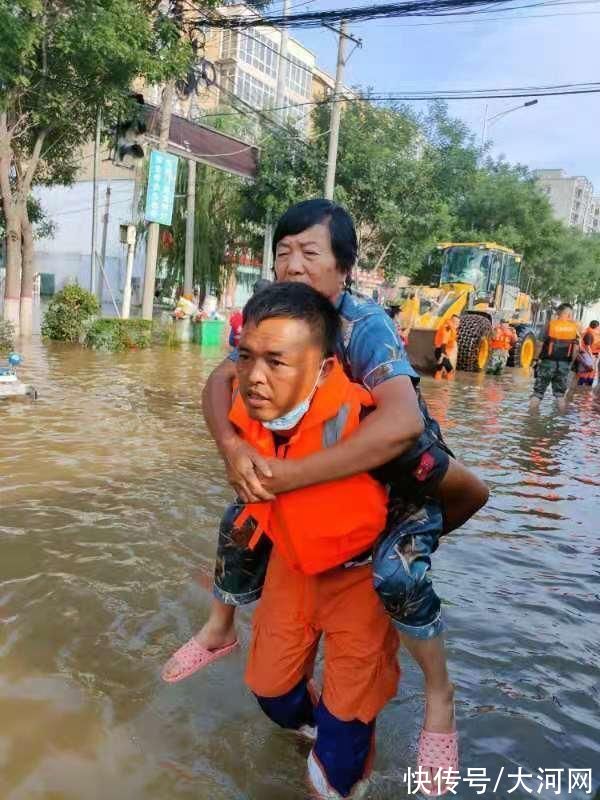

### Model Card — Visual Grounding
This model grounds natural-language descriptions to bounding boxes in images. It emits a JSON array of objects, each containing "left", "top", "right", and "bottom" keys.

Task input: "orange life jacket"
[
  {"left": 434, "top": 323, "right": 457, "bottom": 350},
  {"left": 541, "top": 319, "right": 579, "bottom": 362},
  {"left": 490, "top": 324, "right": 517, "bottom": 351},
  {"left": 229, "top": 361, "right": 388, "bottom": 575},
  {"left": 583, "top": 326, "right": 600, "bottom": 355}
]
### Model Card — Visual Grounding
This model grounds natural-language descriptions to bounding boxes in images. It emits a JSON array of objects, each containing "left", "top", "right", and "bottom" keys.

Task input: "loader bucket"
[{"left": 406, "top": 328, "right": 438, "bottom": 374}]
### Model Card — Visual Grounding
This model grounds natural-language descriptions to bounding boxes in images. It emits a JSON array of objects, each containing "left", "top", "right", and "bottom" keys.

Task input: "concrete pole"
[
  {"left": 90, "top": 107, "right": 102, "bottom": 293},
  {"left": 141, "top": 79, "right": 175, "bottom": 320},
  {"left": 264, "top": 0, "right": 289, "bottom": 273},
  {"left": 274, "top": 0, "right": 290, "bottom": 122},
  {"left": 262, "top": 214, "right": 273, "bottom": 279},
  {"left": 98, "top": 185, "right": 111, "bottom": 306},
  {"left": 480, "top": 103, "right": 488, "bottom": 151},
  {"left": 184, "top": 158, "right": 196, "bottom": 295},
  {"left": 122, "top": 236, "right": 136, "bottom": 320},
  {"left": 324, "top": 21, "right": 347, "bottom": 201}
]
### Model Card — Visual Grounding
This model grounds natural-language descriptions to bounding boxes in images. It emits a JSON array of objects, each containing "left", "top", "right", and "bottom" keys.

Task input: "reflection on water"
[{"left": 1, "top": 341, "right": 599, "bottom": 800}]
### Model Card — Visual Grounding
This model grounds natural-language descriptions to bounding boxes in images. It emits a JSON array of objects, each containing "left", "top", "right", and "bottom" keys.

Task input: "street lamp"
[{"left": 481, "top": 99, "right": 538, "bottom": 149}]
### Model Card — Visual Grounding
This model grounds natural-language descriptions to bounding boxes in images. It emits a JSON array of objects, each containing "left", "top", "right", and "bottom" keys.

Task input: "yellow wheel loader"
[{"left": 396, "top": 242, "right": 538, "bottom": 373}]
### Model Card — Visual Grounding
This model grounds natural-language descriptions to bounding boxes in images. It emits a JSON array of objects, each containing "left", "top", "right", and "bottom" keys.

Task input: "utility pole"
[
  {"left": 90, "top": 107, "right": 102, "bottom": 294},
  {"left": 141, "top": 79, "right": 175, "bottom": 320},
  {"left": 274, "top": 0, "right": 290, "bottom": 122},
  {"left": 98, "top": 185, "right": 111, "bottom": 305},
  {"left": 258, "top": 0, "right": 289, "bottom": 279},
  {"left": 184, "top": 158, "right": 196, "bottom": 296},
  {"left": 121, "top": 224, "right": 137, "bottom": 320},
  {"left": 324, "top": 21, "right": 348, "bottom": 200},
  {"left": 262, "top": 211, "right": 273, "bottom": 279},
  {"left": 480, "top": 103, "right": 489, "bottom": 150}
]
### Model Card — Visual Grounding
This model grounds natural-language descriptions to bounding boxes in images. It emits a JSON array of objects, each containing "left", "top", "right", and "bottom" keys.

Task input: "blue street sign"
[{"left": 145, "top": 150, "right": 178, "bottom": 225}]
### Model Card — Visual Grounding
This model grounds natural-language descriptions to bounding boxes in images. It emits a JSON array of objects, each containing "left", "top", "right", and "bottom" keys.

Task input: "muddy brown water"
[{"left": 1, "top": 340, "right": 599, "bottom": 800}]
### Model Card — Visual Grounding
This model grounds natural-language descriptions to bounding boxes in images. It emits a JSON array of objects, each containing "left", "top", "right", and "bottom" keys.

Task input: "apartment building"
[
  {"left": 534, "top": 169, "right": 598, "bottom": 234},
  {"left": 143, "top": 4, "right": 319, "bottom": 134},
  {"left": 589, "top": 197, "right": 600, "bottom": 234}
]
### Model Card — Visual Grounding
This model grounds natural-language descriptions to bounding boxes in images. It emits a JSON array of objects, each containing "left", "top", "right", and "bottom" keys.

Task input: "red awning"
[{"left": 144, "top": 105, "right": 259, "bottom": 180}]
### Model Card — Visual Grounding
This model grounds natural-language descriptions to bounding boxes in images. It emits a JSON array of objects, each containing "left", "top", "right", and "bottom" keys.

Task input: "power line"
[
  {"left": 202, "top": 0, "right": 559, "bottom": 28},
  {"left": 377, "top": 5, "right": 600, "bottom": 23},
  {"left": 179, "top": 0, "right": 316, "bottom": 78},
  {"left": 196, "top": 80, "right": 600, "bottom": 121}
]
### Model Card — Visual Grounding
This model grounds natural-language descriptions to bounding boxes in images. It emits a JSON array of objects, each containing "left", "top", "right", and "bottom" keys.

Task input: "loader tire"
[{"left": 457, "top": 315, "right": 492, "bottom": 372}]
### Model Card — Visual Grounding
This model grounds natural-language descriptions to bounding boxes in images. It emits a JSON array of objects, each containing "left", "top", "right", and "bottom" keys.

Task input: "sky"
[{"left": 275, "top": 0, "right": 600, "bottom": 189}]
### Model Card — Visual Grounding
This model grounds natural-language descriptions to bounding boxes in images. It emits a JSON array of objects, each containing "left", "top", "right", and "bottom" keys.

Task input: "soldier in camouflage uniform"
[{"left": 530, "top": 303, "right": 579, "bottom": 412}]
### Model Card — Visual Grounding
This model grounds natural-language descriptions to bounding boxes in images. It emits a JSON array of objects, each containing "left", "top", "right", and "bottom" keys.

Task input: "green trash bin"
[{"left": 193, "top": 319, "right": 225, "bottom": 346}]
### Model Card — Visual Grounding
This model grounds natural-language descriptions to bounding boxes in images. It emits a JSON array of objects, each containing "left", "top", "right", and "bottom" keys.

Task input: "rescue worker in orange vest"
[
  {"left": 234, "top": 283, "right": 400, "bottom": 799},
  {"left": 582, "top": 320, "right": 600, "bottom": 354},
  {"left": 487, "top": 319, "right": 518, "bottom": 375},
  {"left": 574, "top": 331, "right": 596, "bottom": 386},
  {"left": 434, "top": 315, "right": 460, "bottom": 380},
  {"left": 229, "top": 283, "right": 487, "bottom": 798},
  {"left": 582, "top": 320, "right": 600, "bottom": 376},
  {"left": 530, "top": 303, "right": 579, "bottom": 412}
]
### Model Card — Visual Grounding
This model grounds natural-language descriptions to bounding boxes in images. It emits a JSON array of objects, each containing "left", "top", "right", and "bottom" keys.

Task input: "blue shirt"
[
  {"left": 230, "top": 290, "right": 419, "bottom": 390},
  {"left": 334, "top": 291, "right": 419, "bottom": 389}
]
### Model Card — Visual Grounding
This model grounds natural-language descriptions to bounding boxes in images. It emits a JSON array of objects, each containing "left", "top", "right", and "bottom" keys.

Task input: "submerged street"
[{"left": 1, "top": 341, "right": 599, "bottom": 799}]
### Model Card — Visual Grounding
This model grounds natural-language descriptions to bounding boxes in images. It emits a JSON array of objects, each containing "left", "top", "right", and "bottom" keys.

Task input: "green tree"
[
  {"left": 532, "top": 229, "right": 600, "bottom": 306},
  {"left": 0, "top": 0, "right": 194, "bottom": 335},
  {"left": 243, "top": 99, "right": 456, "bottom": 279},
  {"left": 241, "top": 97, "right": 600, "bottom": 306},
  {"left": 158, "top": 157, "right": 249, "bottom": 299}
]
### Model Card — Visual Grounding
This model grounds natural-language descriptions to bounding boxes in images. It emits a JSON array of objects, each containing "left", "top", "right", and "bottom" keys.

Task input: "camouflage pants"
[
  {"left": 487, "top": 349, "right": 509, "bottom": 375},
  {"left": 532, "top": 359, "right": 571, "bottom": 399}
]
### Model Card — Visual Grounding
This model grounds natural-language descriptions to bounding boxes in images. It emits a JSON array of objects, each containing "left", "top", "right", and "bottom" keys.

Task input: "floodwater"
[{"left": 1, "top": 340, "right": 599, "bottom": 800}]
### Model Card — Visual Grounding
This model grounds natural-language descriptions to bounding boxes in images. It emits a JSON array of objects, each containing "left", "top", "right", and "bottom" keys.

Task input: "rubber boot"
[{"left": 434, "top": 370, "right": 443, "bottom": 381}]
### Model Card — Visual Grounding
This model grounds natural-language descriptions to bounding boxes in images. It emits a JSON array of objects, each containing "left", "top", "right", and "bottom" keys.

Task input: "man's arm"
[
  {"left": 261, "top": 375, "right": 424, "bottom": 494},
  {"left": 201, "top": 357, "right": 274, "bottom": 502}
]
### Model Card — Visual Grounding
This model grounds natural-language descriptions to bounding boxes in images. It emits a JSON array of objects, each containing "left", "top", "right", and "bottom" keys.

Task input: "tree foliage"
[
  {"left": 242, "top": 98, "right": 600, "bottom": 306},
  {"left": 0, "top": 0, "right": 201, "bottom": 330}
]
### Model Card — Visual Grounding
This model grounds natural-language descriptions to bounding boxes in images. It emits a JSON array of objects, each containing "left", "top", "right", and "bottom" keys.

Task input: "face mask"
[{"left": 262, "top": 362, "right": 325, "bottom": 432}]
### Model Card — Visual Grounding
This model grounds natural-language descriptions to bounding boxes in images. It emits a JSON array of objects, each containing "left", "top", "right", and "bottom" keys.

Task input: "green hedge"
[
  {"left": 42, "top": 285, "right": 100, "bottom": 342},
  {"left": 84, "top": 318, "right": 153, "bottom": 351},
  {"left": 0, "top": 321, "right": 15, "bottom": 353}
]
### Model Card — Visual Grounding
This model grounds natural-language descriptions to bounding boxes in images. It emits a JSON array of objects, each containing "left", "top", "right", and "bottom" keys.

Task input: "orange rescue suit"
[
  {"left": 583, "top": 326, "right": 600, "bottom": 355},
  {"left": 434, "top": 323, "right": 457, "bottom": 352},
  {"left": 229, "top": 361, "right": 388, "bottom": 575},
  {"left": 540, "top": 319, "right": 579, "bottom": 362},
  {"left": 490, "top": 323, "right": 518, "bottom": 351}
]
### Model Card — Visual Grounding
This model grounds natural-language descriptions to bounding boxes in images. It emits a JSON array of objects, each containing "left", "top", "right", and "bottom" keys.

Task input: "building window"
[
  {"left": 221, "top": 30, "right": 239, "bottom": 60},
  {"left": 282, "top": 93, "right": 309, "bottom": 132},
  {"left": 286, "top": 54, "right": 312, "bottom": 98},
  {"left": 238, "top": 31, "right": 279, "bottom": 79},
  {"left": 235, "top": 68, "right": 275, "bottom": 109},
  {"left": 220, "top": 64, "right": 236, "bottom": 96},
  {"left": 576, "top": 188, "right": 583, "bottom": 198}
]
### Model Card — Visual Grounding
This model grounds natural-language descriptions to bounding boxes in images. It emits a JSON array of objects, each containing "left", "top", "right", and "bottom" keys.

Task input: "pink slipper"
[
  {"left": 161, "top": 637, "right": 239, "bottom": 683},
  {"left": 417, "top": 728, "right": 459, "bottom": 797}
]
